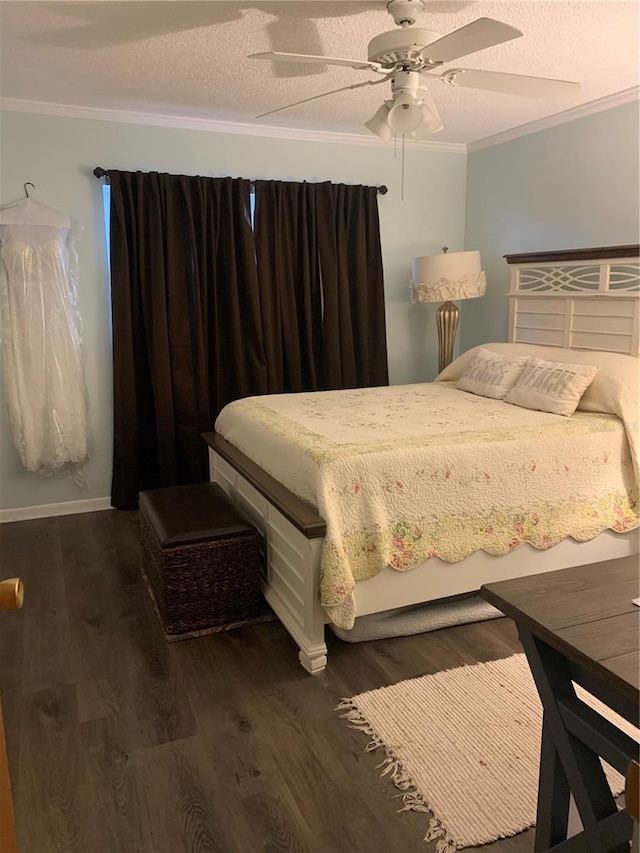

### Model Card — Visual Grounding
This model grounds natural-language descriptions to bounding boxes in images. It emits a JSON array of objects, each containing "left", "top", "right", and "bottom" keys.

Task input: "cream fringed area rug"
[{"left": 338, "top": 654, "right": 638, "bottom": 852}]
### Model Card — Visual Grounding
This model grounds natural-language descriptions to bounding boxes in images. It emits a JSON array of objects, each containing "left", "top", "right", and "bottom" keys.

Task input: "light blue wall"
[
  {"left": 6, "top": 101, "right": 636, "bottom": 512},
  {"left": 462, "top": 101, "right": 640, "bottom": 351},
  {"left": 0, "top": 110, "right": 466, "bottom": 510}
]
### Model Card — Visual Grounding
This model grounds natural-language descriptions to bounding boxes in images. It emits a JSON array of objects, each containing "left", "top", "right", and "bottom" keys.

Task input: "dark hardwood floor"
[{"left": 0, "top": 510, "right": 535, "bottom": 853}]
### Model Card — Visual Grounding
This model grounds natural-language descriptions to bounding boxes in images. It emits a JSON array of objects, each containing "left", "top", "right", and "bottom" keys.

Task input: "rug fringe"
[
  {"left": 335, "top": 699, "right": 458, "bottom": 849},
  {"left": 425, "top": 818, "right": 457, "bottom": 852},
  {"left": 399, "top": 791, "right": 430, "bottom": 814}
]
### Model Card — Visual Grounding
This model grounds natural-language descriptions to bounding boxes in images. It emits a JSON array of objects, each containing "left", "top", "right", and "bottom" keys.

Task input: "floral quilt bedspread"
[{"left": 215, "top": 383, "right": 638, "bottom": 629}]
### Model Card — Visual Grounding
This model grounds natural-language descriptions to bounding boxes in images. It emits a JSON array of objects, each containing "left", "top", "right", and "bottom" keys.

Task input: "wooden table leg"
[
  {"left": 627, "top": 761, "right": 639, "bottom": 823},
  {"left": 535, "top": 717, "right": 570, "bottom": 851},
  {"left": 519, "top": 628, "right": 633, "bottom": 853},
  {"left": 0, "top": 695, "right": 18, "bottom": 853}
]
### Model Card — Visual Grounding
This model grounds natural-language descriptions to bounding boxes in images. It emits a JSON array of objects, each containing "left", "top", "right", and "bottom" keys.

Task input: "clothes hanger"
[
  {"left": 0, "top": 183, "right": 71, "bottom": 228},
  {"left": 1, "top": 182, "right": 36, "bottom": 207},
  {"left": 0, "top": 182, "right": 34, "bottom": 211}
]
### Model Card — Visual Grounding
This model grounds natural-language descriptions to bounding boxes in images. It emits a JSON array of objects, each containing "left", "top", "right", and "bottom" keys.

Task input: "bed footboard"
[{"left": 207, "top": 440, "right": 328, "bottom": 674}]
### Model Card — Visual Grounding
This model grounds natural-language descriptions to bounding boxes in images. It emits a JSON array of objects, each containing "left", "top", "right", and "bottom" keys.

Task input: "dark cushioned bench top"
[{"left": 139, "top": 482, "right": 255, "bottom": 548}]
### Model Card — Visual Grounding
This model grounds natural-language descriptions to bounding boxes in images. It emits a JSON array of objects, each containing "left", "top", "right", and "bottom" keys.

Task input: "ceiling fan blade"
[
  {"left": 249, "top": 51, "right": 382, "bottom": 72},
  {"left": 442, "top": 69, "right": 581, "bottom": 101},
  {"left": 422, "top": 18, "right": 522, "bottom": 62},
  {"left": 256, "top": 73, "right": 393, "bottom": 119}
]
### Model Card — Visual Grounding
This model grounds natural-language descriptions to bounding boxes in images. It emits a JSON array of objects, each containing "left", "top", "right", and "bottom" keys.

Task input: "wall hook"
[{"left": 23, "top": 182, "right": 35, "bottom": 198}]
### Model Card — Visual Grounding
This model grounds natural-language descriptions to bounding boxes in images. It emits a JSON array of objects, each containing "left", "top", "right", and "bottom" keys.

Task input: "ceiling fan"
[{"left": 249, "top": 0, "right": 581, "bottom": 140}]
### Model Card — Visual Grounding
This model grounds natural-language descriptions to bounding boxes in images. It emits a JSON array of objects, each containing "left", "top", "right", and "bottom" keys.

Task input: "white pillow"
[
  {"left": 435, "top": 343, "right": 637, "bottom": 416},
  {"left": 457, "top": 348, "right": 529, "bottom": 400},
  {"left": 505, "top": 356, "right": 599, "bottom": 416}
]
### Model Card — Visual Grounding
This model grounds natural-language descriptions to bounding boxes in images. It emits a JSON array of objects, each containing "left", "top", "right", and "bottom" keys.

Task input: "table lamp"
[{"left": 410, "top": 247, "right": 487, "bottom": 373}]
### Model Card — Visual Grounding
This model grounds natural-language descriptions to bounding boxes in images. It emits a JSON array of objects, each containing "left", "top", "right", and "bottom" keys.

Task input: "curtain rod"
[{"left": 93, "top": 168, "right": 387, "bottom": 195}]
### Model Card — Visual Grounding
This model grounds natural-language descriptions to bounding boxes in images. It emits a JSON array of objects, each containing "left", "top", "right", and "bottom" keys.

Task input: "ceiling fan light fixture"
[
  {"left": 365, "top": 103, "right": 393, "bottom": 140},
  {"left": 410, "top": 105, "right": 444, "bottom": 138},
  {"left": 388, "top": 93, "right": 422, "bottom": 132}
]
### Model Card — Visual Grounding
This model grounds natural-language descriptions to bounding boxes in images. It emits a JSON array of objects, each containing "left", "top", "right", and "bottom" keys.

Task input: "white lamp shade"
[
  {"left": 388, "top": 94, "right": 422, "bottom": 133},
  {"left": 365, "top": 103, "right": 393, "bottom": 140},
  {"left": 410, "top": 104, "right": 444, "bottom": 138},
  {"left": 410, "top": 250, "right": 487, "bottom": 303}
]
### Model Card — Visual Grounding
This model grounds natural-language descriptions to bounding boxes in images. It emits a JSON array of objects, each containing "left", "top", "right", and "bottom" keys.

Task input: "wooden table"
[{"left": 482, "top": 554, "right": 640, "bottom": 853}]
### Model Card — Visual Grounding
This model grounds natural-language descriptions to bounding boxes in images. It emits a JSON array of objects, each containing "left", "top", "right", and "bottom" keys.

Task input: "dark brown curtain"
[
  {"left": 315, "top": 182, "right": 389, "bottom": 389},
  {"left": 107, "top": 172, "right": 388, "bottom": 508},
  {"left": 108, "top": 170, "right": 267, "bottom": 509},
  {"left": 253, "top": 180, "right": 325, "bottom": 392},
  {"left": 253, "top": 180, "right": 389, "bottom": 392}
]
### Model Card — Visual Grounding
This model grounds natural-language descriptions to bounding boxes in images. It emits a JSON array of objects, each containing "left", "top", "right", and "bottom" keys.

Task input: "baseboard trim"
[{"left": 0, "top": 497, "right": 113, "bottom": 523}]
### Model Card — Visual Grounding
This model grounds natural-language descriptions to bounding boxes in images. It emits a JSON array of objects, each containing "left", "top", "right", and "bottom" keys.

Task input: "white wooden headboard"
[{"left": 505, "top": 245, "right": 640, "bottom": 356}]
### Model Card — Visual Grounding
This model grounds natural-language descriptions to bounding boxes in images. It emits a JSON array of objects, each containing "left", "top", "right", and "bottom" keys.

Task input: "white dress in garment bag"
[{"left": 0, "top": 198, "right": 89, "bottom": 479}]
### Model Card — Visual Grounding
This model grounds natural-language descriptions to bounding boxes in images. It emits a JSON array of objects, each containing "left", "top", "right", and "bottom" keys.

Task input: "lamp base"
[{"left": 436, "top": 300, "right": 460, "bottom": 374}]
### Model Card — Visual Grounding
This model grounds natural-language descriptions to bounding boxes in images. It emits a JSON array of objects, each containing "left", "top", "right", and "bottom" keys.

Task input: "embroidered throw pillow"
[
  {"left": 457, "top": 348, "right": 530, "bottom": 400},
  {"left": 505, "top": 357, "right": 599, "bottom": 416}
]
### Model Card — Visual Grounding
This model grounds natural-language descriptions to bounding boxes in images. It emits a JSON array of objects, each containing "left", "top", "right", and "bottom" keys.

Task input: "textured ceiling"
[{"left": 1, "top": 1, "right": 639, "bottom": 145}]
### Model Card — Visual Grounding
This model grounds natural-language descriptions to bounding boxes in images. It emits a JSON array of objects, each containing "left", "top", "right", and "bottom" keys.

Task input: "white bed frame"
[{"left": 208, "top": 245, "right": 640, "bottom": 674}]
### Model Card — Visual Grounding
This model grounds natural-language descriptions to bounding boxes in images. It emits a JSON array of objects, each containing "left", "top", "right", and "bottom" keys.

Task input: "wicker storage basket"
[{"left": 139, "top": 483, "right": 263, "bottom": 641}]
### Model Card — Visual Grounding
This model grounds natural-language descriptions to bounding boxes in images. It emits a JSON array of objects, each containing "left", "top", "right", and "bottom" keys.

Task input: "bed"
[{"left": 204, "top": 245, "right": 640, "bottom": 674}]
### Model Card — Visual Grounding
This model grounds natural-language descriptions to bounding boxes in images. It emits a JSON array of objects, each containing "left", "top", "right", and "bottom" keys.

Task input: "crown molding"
[
  {"left": 1, "top": 87, "right": 637, "bottom": 156},
  {"left": 0, "top": 97, "right": 466, "bottom": 154},
  {"left": 468, "top": 86, "right": 640, "bottom": 153}
]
